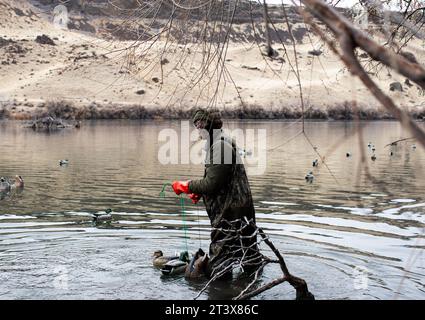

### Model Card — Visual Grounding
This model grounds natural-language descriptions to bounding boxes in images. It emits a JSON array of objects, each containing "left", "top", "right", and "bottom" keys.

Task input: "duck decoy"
[
  {"left": 390, "top": 151, "right": 394, "bottom": 156},
  {"left": 161, "top": 259, "right": 188, "bottom": 276},
  {"left": 412, "top": 144, "right": 416, "bottom": 150},
  {"left": 92, "top": 208, "right": 113, "bottom": 225},
  {"left": 153, "top": 250, "right": 189, "bottom": 268},
  {"left": 305, "top": 171, "right": 314, "bottom": 183},
  {"left": 59, "top": 159, "right": 69, "bottom": 166},
  {"left": 371, "top": 146, "right": 376, "bottom": 152},
  {"left": 371, "top": 154, "right": 377, "bottom": 161},
  {"left": 312, "top": 159, "right": 319, "bottom": 167},
  {"left": 185, "top": 248, "right": 209, "bottom": 279},
  {"left": 367, "top": 142, "right": 372, "bottom": 148},
  {"left": 160, "top": 251, "right": 190, "bottom": 276},
  {"left": 12, "top": 175, "right": 24, "bottom": 189},
  {"left": 346, "top": 152, "right": 351, "bottom": 157},
  {"left": 0, "top": 177, "right": 11, "bottom": 193}
]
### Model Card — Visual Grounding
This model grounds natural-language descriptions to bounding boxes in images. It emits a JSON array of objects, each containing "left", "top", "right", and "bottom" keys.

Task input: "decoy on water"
[
  {"left": 390, "top": 151, "right": 394, "bottom": 156},
  {"left": 305, "top": 171, "right": 314, "bottom": 183},
  {"left": 12, "top": 175, "right": 24, "bottom": 189},
  {"left": 312, "top": 159, "right": 319, "bottom": 167},
  {"left": 0, "top": 177, "right": 11, "bottom": 193},
  {"left": 368, "top": 142, "right": 372, "bottom": 148},
  {"left": 412, "top": 144, "right": 416, "bottom": 150},
  {"left": 160, "top": 251, "right": 190, "bottom": 276},
  {"left": 59, "top": 159, "right": 69, "bottom": 166},
  {"left": 371, "top": 154, "right": 377, "bottom": 161},
  {"left": 92, "top": 208, "right": 112, "bottom": 225},
  {"left": 372, "top": 146, "right": 376, "bottom": 152},
  {"left": 152, "top": 250, "right": 171, "bottom": 268},
  {"left": 346, "top": 152, "right": 351, "bottom": 158},
  {"left": 153, "top": 250, "right": 189, "bottom": 269},
  {"left": 185, "top": 248, "right": 209, "bottom": 279}
]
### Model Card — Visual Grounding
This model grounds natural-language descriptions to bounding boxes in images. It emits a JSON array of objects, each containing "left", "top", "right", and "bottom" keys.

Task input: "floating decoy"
[
  {"left": 185, "top": 248, "right": 209, "bottom": 279},
  {"left": 390, "top": 151, "right": 394, "bottom": 156},
  {"left": 153, "top": 250, "right": 189, "bottom": 269},
  {"left": 305, "top": 171, "right": 314, "bottom": 182},
  {"left": 92, "top": 208, "right": 112, "bottom": 225},
  {"left": 312, "top": 159, "right": 319, "bottom": 167},
  {"left": 161, "top": 259, "right": 188, "bottom": 276},
  {"left": 160, "top": 251, "right": 190, "bottom": 276},
  {"left": 372, "top": 146, "right": 376, "bottom": 152},
  {"left": 371, "top": 154, "right": 377, "bottom": 161},
  {"left": 412, "top": 144, "right": 416, "bottom": 150},
  {"left": 59, "top": 159, "right": 69, "bottom": 166},
  {"left": 0, "top": 177, "right": 11, "bottom": 193},
  {"left": 367, "top": 142, "right": 372, "bottom": 148},
  {"left": 346, "top": 152, "right": 351, "bottom": 157},
  {"left": 11, "top": 175, "right": 24, "bottom": 189}
]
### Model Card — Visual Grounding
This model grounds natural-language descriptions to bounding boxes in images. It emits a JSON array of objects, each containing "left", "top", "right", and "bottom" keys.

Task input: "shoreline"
[{"left": 1, "top": 100, "right": 425, "bottom": 121}]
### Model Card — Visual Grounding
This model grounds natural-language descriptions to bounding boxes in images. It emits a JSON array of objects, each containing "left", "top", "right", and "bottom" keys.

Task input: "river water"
[{"left": 0, "top": 120, "right": 424, "bottom": 300}]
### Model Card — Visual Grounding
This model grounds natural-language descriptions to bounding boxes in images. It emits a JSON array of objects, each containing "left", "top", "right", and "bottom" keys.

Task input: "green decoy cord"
[{"left": 160, "top": 183, "right": 189, "bottom": 253}]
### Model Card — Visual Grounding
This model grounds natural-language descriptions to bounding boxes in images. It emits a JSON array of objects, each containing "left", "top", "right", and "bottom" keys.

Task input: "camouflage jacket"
[{"left": 188, "top": 130, "right": 258, "bottom": 275}]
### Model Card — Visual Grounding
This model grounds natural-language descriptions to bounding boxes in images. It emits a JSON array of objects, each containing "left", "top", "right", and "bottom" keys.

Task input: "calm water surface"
[{"left": 0, "top": 120, "right": 424, "bottom": 299}]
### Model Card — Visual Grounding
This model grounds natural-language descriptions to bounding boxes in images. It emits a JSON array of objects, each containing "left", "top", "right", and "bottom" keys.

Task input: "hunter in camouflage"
[{"left": 172, "top": 109, "right": 261, "bottom": 279}]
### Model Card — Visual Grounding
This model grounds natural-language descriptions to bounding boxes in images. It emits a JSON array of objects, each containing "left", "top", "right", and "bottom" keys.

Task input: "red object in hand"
[
  {"left": 189, "top": 193, "right": 201, "bottom": 204},
  {"left": 172, "top": 180, "right": 190, "bottom": 195}
]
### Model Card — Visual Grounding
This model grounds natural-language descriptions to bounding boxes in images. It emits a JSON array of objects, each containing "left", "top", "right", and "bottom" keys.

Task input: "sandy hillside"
[{"left": 0, "top": 0, "right": 424, "bottom": 120}]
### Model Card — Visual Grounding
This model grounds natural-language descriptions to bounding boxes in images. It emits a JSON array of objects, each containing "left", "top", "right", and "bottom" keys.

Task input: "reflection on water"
[{"left": 0, "top": 120, "right": 424, "bottom": 299}]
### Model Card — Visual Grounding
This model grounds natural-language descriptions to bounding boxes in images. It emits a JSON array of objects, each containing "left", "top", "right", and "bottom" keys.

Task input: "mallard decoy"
[
  {"left": 312, "top": 159, "right": 319, "bottom": 167},
  {"left": 305, "top": 171, "right": 314, "bottom": 183},
  {"left": 371, "top": 154, "right": 377, "bottom": 161},
  {"left": 12, "top": 175, "right": 24, "bottom": 189},
  {"left": 160, "top": 251, "right": 190, "bottom": 276},
  {"left": 153, "top": 250, "right": 188, "bottom": 268},
  {"left": 0, "top": 177, "right": 11, "bottom": 193},
  {"left": 185, "top": 248, "right": 209, "bottom": 279},
  {"left": 92, "top": 209, "right": 112, "bottom": 225},
  {"left": 59, "top": 159, "right": 69, "bottom": 166},
  {"left": 161, "top": 259, "right": 188, "bottom": 276}
]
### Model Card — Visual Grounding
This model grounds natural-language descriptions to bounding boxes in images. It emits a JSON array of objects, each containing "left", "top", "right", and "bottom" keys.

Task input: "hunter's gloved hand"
[
  {"left": 172, "top": 180, "right": 191, "bottom": 195},
  {"left": 189, "top": 193, "right": 201, "bottom": 204}
]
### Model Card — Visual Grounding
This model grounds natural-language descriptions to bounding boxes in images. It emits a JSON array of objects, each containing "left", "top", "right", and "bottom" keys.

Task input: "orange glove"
[
  {"left": 189, "top": 193, "right": 201, "bottom": 204},
  {"left": 172, "top": 180, "right": 190, "bottom": 195}
]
